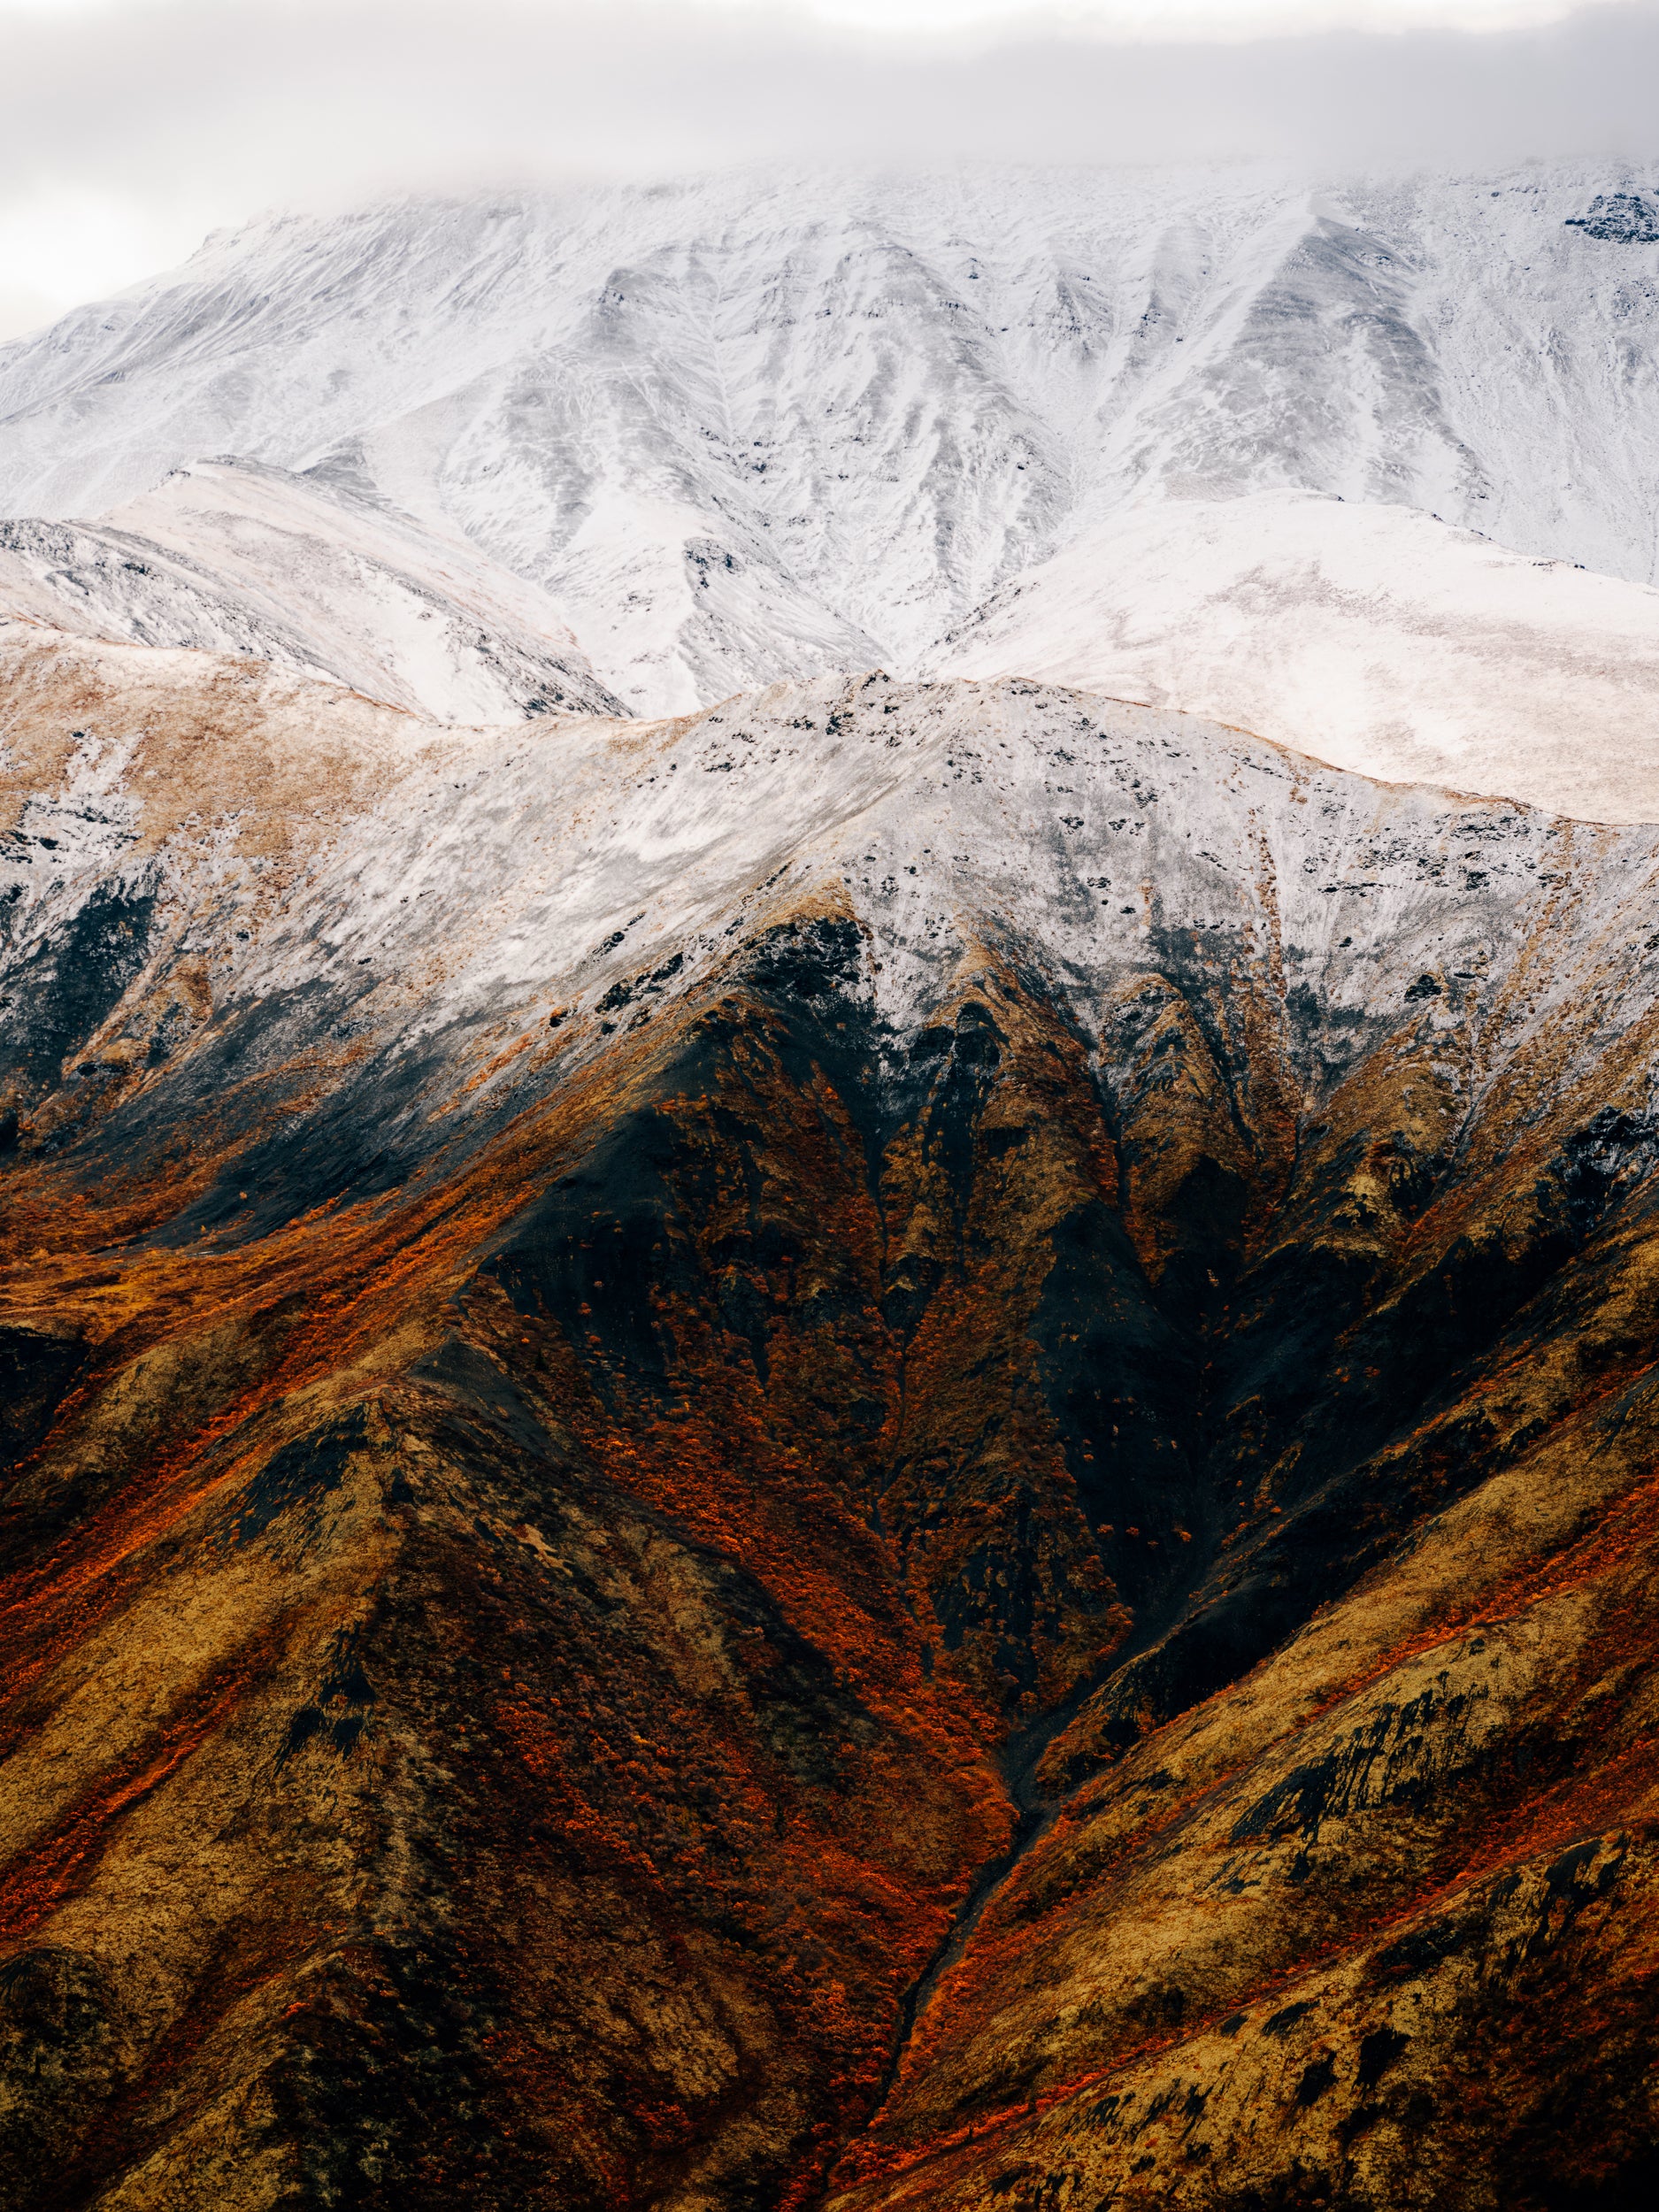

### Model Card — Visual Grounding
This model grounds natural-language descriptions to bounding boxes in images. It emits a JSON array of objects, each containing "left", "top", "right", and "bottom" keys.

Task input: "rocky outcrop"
[
  {"left": 3, "top": 631, "right": 1658, "bottom": 2208},
  {"left": 1565, "top": 191, "right": 1659, "bottom": 244}
]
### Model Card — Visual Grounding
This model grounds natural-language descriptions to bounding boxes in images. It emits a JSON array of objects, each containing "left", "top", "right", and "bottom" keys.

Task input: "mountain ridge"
[
  {"left": 2, "top": 160, "right": 1657, "bottom": 716},
  {"left": 4, "top": 620, "right": 1659, "bottom": 2206},
  {"left": 0, "top": 457, "right": 624, "bottom": 722},
  {"left": 4, "top": 157, "right": 1659, "bottom": 2212}
]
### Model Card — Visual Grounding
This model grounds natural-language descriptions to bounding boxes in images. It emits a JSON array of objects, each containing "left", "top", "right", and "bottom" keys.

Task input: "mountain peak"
[{"left": 1, "top": 158, "right": 1655, "bottom": 719}]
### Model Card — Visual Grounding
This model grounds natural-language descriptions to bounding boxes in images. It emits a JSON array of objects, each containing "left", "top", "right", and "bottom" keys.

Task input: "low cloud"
[{"left": 2, "top": 0, "right": 1657, "bottom": 334}]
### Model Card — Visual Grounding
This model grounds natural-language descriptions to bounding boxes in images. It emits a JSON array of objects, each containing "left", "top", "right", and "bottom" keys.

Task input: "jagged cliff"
[{"left": 4, "top": 621, "right": 1658, "bottom": 2208}]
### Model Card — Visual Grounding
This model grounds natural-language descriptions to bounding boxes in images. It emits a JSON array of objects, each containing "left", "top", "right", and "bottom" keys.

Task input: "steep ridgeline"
[
  {"left": 0, "top": 164, "right": 1657, "bottom": 712},
  {"left": 926, "top": 488, "right": 1659, "bottom": 824},
  {"left": 4, "top": 630, "right": 1659, "bottom": 2211},
  {"left": 0, "top": 458, "right": 624, "bottom": 722}
]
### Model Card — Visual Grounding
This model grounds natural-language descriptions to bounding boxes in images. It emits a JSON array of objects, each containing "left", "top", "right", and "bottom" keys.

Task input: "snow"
[
  {"left": 9, "top": 626, "right": 1659, "bottom": 1200},
  {"left": 926, "top": 490, "right": 1659, "bottom": 824},
  {"left": 0, "top": 458, "right": 623, "bottom": 721},
  {"left": 0, "top": 162, "right": 1655, "bottom": 729}
]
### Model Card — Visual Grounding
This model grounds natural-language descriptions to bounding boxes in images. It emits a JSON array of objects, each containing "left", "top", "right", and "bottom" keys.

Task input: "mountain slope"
[
  {"left": 929, "top": 488, "right": 1659, "bottom": 822},
  {"left": 6, "top": 155, "right": 1659, "bottom": 2212},
  {"left": 1, "top": 164, "right": 1656, "bottom": 712},
  {"left": 0, "top": 458, "right": 624, "bottom": 721},
  {"left": 4, "top": 626, "right": 1659, "bottom": 2208}
]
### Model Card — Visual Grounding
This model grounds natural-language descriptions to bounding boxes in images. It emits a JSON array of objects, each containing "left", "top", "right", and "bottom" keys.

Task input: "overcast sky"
[{"left": 2, "top": 0, "right": 1655, "bottom": 340}]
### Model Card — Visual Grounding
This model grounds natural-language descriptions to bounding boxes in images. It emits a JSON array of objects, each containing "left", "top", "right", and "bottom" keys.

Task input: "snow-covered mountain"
[
  {"left": 12, "top": 160, "right": 1659, "bottom": 2212},
  {"left": 1, "top": 162, "right": 1656, "bottom": 720},
  {"left": 0, "top": 457, "right": 623, "bottom": 721},
  {"left": 927, "top": 489, "right": 1659, "bottom": 822}
]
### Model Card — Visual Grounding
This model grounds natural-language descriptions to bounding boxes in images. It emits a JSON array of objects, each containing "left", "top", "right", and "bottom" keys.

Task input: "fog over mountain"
[{"left": 4, "top": 0, "right": 1659, "bottom": 340}]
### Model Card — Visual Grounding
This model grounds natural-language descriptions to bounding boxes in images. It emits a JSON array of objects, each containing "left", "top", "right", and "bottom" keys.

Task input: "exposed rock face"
[
  {"left": 1565, "top": 192, "right": 1659, "bottom": 244},
  {"left": 4, "top": 630, "right": 1659, "bottom": 2208}
]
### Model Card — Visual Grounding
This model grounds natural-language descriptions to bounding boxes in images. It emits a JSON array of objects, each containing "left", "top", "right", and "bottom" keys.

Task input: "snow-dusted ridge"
[
  {"left": 7, "top": 627, "right": 1657, "bottom": 1201},
  {"left": 0, "top": 458, "right": 624, "bottom": 722},
  {"left": 2, "top": 161, "right": 1656, "bottom": 727},
  {"left": 927, "top": 490, "right": 1659, "bottom": 824}
]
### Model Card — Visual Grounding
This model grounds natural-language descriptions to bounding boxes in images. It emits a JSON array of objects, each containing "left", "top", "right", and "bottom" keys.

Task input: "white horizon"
[{"left": 1, "top": 0, "right": 1655, "bottom": 341}]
